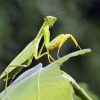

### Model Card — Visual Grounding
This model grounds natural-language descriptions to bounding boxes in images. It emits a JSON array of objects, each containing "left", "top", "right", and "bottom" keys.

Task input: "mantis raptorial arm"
[{"left": 46, "top": 33, "right": 81, "bottom": 58}]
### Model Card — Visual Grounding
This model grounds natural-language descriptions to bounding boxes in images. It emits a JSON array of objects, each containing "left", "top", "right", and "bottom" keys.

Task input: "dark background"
[{"left": 0, "top": 0, "right": 100, "bottom": 99}]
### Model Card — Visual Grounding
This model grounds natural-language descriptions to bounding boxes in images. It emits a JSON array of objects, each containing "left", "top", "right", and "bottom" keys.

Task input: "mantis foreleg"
[
  {"left": 43, "top": 24, "right": 80, "bottom": 58},
  {"left": 46, "top": 33, "right": 81, "bottom": 58}
]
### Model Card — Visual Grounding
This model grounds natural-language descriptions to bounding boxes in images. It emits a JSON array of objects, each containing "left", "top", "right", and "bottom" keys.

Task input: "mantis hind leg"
[
  {"left": 4, "top": 57, "right": 32, "bottom": 91},
  {"left": 4, "top": 67, "right": 9, "bottom": 95}
]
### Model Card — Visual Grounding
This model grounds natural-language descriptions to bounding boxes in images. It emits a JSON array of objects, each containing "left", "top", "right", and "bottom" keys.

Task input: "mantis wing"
[
  {"left": 0, "top": 40, "right": 36, "bottom": 80},
  {"left": 0, "top": 49, "right": 92, "bottom": 100}
]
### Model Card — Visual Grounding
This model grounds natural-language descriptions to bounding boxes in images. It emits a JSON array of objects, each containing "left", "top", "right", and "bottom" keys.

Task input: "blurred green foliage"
[{"left": 0, "top": 0, "right": 100, "bottom": 99}]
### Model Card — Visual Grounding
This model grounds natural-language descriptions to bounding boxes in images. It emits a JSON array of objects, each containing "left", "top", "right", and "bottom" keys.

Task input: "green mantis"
[{"left": 0, "top": 16, "right": 80, "bottom": 88}]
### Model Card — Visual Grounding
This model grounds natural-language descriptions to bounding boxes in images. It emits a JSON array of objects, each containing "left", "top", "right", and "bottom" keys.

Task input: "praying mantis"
[{"left": 0, "top": 16, "right": 81, "bottom": 88}]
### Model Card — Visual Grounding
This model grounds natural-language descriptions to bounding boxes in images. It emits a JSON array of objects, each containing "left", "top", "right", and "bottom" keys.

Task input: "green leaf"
[{"left": 0, "top": 49, "right": 91, "bottom": 100}]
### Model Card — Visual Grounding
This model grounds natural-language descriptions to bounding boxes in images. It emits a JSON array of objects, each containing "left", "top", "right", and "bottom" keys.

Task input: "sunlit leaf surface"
[{"left": 0, "top": 49, "right": 91, "bottom": 100}]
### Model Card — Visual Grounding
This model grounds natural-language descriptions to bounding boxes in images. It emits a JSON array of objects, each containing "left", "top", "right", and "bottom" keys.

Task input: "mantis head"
[{"left": 44, "top": 16, "right": 57, "bottom": 27}]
